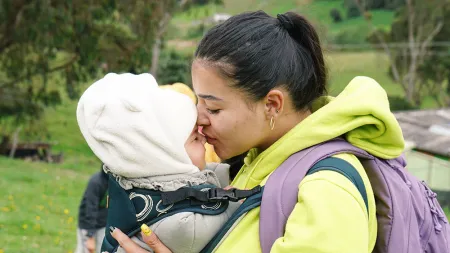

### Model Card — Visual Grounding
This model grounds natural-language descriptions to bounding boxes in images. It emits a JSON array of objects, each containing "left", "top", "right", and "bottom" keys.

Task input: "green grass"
[
  {"left": 172, "top": 0, "right": 299, "bottom": 23},
  {"left": 0, "top": 97, "right": 100, "bottom": 252},
  {"left": 326, "top": 51, "right": 437, "bottom": 108},
  {"left": 44, "top": 101, "right": 101, "bottom": 173},
  {"left": 326, "top": 51, "right": 403, "bottom": 96},
  {"left": 302, "top": 1, "right": 394, "bottom": 30},
  {"left": 172, "top": 3, "right": 219, "bottom": 23},
  {"left": 0, "top": 157, "right": 92, "bottom": 253}
]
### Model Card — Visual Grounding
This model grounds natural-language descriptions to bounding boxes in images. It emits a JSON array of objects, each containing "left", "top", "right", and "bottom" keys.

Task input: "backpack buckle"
[
  {"left": 207, "top": 188, "right": 239, "bottom": 202},
  {"left": 207, "top": 186, "right": 262, "bottom": 202}
]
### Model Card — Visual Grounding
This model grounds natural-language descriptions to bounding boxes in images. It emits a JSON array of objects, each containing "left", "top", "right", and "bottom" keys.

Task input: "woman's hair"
[{"left": 195, "top": 11, "right": 327, "bottom": 110}]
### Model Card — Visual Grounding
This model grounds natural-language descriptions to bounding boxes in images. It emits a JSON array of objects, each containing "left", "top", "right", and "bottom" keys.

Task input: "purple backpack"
[{"left": 260, "top": 138, "right": 450, "bottom": 253}]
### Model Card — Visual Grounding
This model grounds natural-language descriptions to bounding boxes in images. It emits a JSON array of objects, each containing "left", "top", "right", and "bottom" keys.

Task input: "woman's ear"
[{"left": 264, "top": 89, "right": 284, "bottom": 119}]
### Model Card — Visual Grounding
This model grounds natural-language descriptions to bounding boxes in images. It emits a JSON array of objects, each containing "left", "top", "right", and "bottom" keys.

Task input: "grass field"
[
  {"left": 0, "top": 157, "right": 91, "bottom": 253},
  {"left": 0, "top": 99, "right": 98, "bottom": 252}
]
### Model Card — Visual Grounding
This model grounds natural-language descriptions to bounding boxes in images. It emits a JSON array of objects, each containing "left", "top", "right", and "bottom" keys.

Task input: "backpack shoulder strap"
[
  {"left": 200, "top": 188, "right": 264, "bottom": 253},
  {"left": 201, "top": 158, "right": 367, "bottom": 253},
  {"left": 259, "top": 139, "right": 373, "bottom": 253},
  {"left": 307, "top": 157, "right": 368, "bottom": 213}
]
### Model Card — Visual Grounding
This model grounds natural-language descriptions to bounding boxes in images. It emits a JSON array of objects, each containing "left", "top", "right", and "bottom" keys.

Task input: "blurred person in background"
[{"left": 75, "top": 165, "right": 108, "bottom": 253}]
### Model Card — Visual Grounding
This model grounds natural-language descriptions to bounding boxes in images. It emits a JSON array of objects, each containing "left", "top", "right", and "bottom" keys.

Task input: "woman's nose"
[{"left": 197, "top": 108, "right": 210, "bottom": 126}]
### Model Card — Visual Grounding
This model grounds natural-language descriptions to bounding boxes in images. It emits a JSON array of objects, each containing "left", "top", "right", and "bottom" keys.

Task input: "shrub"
[
  {"left": 158, "top": 50, "right": 193, "bottom": 86},
  {"left": 330, "top": 8, "right": 343, "bottom": 23},
  {"left": 388, "top": 95, "right": 419, "bottom": 111}
]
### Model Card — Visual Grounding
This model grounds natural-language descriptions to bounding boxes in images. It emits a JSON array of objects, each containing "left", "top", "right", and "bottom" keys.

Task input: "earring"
[{"left": 270, "top": 116, "right": 275, "bottom": 130}]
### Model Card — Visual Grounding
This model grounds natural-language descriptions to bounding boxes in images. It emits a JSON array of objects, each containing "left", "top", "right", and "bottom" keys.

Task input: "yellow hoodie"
[{"left": 214, "top": 76, "right": 405, "bottom": 253}]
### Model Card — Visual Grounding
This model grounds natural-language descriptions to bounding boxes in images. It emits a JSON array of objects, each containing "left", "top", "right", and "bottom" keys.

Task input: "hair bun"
[{"left": 277, "top": 14, "right": 295, "bottom": 32}]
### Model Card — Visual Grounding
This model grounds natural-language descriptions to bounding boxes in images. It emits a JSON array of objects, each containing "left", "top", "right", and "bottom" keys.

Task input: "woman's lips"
[
  {"left": 203, "top": 133, "right": 217, "bottom": 144},
  {"left": 205, "top": 136, "right": 217, "bottom": 142}
]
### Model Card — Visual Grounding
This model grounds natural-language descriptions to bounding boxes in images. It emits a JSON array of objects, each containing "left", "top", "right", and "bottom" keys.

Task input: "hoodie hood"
[{"left": 233, "top": 76, "right": 405, "bottom": 188}]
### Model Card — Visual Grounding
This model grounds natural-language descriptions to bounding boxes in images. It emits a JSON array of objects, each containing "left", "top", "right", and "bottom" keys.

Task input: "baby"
[{"left": 76, "top": 73, "right": 241, "bottom": 253}]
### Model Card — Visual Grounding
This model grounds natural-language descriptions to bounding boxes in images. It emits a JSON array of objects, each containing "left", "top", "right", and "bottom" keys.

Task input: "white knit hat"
[{"left": 76, "top": 73, "right": 199, "bottom": 178}]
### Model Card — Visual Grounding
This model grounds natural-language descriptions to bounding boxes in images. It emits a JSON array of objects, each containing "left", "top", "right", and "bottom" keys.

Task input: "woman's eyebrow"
[{"left": 197, "top": 94, "right": 223, "bottom": 101}]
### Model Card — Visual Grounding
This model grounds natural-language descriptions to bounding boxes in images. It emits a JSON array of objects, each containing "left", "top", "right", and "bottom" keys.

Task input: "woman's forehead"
[
  {"left": 192, "top": 62, "right": 229, "bottom": 94},
  {"left": 192, "top": 60, "right": 252, "bottom": 104}
]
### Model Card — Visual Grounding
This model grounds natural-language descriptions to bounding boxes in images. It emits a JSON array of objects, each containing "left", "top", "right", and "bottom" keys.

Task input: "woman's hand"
[{"left": 109, "top": 225, "right": 172, "bottom": 253}]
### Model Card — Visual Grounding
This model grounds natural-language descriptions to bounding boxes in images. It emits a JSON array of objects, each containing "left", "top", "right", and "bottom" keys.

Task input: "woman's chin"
[
  {"left": 206, "top": 141, "right": 238, "bottom": 161},
  {"left": 216, "top": 149, "right": 236, "bottom": 161},
  {"left": 211, "top": 145, "right": 227, "bottom": 160}
]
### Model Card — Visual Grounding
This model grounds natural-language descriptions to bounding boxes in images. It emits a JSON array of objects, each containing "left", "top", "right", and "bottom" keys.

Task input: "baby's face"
[{"left": 185, "top": 126, "right": 206, "bottom": 170}]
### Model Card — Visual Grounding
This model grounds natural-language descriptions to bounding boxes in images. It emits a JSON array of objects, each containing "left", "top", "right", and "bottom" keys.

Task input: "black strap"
[
  {"left": 161, "top": 186, "right": 262, "bottom": 205},
  {"left": 200, "top": 187, "right": 264, "bottom": 253},
  {"left": 307, "top": 157, "right": 369, "bottom": 214}
]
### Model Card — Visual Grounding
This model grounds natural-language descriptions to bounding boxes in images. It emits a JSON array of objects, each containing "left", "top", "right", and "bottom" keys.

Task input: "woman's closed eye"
[{"left": 207, "top": 108, "right": 221, "bottom": 115}]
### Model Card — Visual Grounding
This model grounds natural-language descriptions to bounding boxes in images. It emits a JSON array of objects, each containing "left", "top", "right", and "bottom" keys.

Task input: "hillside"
[{"left": 171, "top": 0, "right": 395, "bottom": 45}]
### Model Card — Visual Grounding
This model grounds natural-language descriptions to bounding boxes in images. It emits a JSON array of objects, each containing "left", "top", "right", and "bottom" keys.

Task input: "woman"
[{"left": 111, "top": 10, "right": 404, "bottom": 253}]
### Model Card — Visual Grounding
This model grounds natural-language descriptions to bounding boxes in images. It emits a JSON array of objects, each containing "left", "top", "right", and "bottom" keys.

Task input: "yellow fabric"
[
  {"left": 160, "top": 82, "right": 197, "bottom": 104},
  {"left": 214, "top": 76, "right": 405, "bottom": 253},
  {"left": 204, "top": 142, "right": 221, "bottom": 163},
  {"left": 160, "top": 82, "right": 221, "bottom": 163}
]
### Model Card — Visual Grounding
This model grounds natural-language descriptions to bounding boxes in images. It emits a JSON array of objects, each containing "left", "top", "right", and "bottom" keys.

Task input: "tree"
[
  {"left": 360, "top": 0, "right": 447, "bottom": 106},
  {"left": 158, "top": 49, "right": 193, "bottom": 86},
  {"left": 149, "top": 0, "right": 189, "bottom": 77},
  {"left": 148, "top": 0, "right": 223, "bottom": 78},
  {"left": 0, "top": 0, "right": 190, "bottom": 139},
  {"left": 416, "top": 6, "right": 450, "bottom": 106}
]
